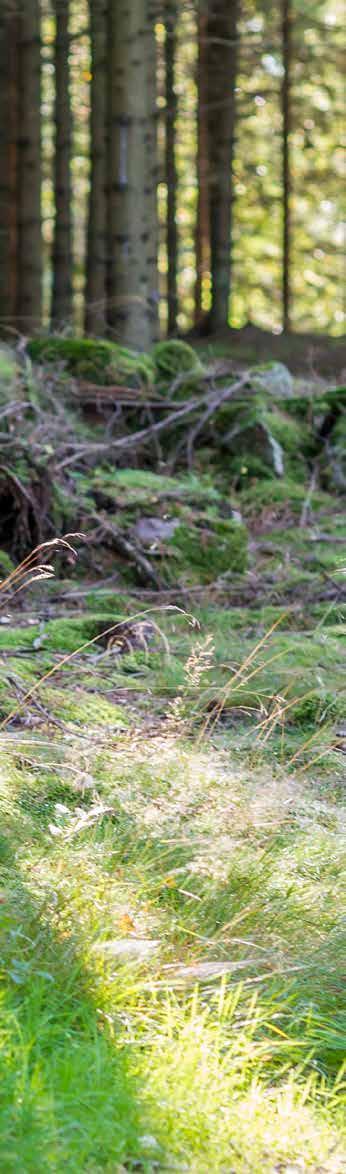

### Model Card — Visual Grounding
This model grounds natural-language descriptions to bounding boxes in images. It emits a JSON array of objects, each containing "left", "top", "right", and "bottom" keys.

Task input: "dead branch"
[{"left": 55, "top": 371, "right": 255, "bottom": 471}]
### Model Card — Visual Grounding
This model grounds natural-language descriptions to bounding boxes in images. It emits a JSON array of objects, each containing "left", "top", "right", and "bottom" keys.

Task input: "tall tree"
[
  {"left": 51, "top": 0, "right": 73, "bottom": 328},
  {"left": 85, "top": 0, "right": 107, "bottom": 335},
  {"left": 17, "top": 0, "right": 42, "bottom": 332},
  {"left": 282, "top": 0, "right": 292, "bottom": 332},
  {"left": 0, "top": 3, "right": 19, "bottom": 334},
  {"left": 194, "top": 0, "right": 210, "bottom": 328},
  {"left": 206, "top": 0, "right": 239, "bottom": 332},
  {"left": 164, "top": 2, "right": 178, "bottom": 335},
  {"left": 107, "top": 0, "right": 159, "bottom": 350}
]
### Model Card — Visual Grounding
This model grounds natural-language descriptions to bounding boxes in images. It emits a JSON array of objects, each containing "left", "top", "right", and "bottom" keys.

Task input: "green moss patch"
[
  {"left": 27, "top": 337, "right": 155, "bottom": 387},
  {"left": 169, "top": 519, "right": 248, "bottom": 583},
  {"left": 39, "top": 686, "right": 130, "bottom": 727}
]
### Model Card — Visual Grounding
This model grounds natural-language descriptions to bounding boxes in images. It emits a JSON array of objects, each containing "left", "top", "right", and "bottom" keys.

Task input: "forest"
[{"left": 0, "top": 2, "right": 345, "bottom": 1171}]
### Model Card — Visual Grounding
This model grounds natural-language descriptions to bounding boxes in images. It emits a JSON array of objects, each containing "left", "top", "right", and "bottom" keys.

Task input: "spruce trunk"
[
  {"left": 107, "top": 0, "right": 159, "bottom": 351},
  {"left": 17, "top": 0, "right": 42, "bottom": 333},
  {"left": 165, "top": 2, "right": 178, "bottom": 335},
  {"left": 85, "top": 0, "right": 107, "bottom": 336},
  {"left": 0, "top": 4, "right": 19, "bottom": 334},
  {"left": 207, "top": 0, "right": 239, "bottom": 332},
  {"left": 51, "top": 0, "right": 73, "bottom": 329},
  {"left": 194, "top": 1, "right": 210, "bottom": 328},
  {"left": 282, "top": 0, "right": 292, "bottom": 332}
]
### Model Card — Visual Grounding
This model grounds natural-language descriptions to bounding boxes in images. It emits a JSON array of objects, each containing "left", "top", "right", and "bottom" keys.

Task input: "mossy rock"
[
  {"left": 153, "top": 340, "right": 204, "bottom": 396},
  {"left": 27, "top": 337, "right": 155, "bottom": 387},
  {"left": 169, "top": 519, "right": 248, "bottom": 583},
  {"left": 322, "top": 413, "right": 346, "bottom": 490},
  {"left": 251, "top": 361, "right": 294, "bottom": 399},
  {"left": 219, "top": 404, "right": 285, "bottom": 477},
  {"left": 240, "top": 477, "right": 333, "bottom": 514}
]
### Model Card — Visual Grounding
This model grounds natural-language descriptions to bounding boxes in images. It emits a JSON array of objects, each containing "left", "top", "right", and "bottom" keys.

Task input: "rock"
[
  {"left": 252, "top": 361, "right": 294, "bottom": 399},
  {"left": 224, "top": 417, "right": 285, "bottom": 477},
  {"left": 132, "top": 516, "right": 180, "bottom": 546},
  {"left": 324, "top": 414, "right": 346, "bottom": 490}
]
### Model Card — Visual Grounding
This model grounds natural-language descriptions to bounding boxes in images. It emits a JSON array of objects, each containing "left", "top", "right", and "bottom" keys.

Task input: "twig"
[{"left": 55, "top": 372, "right": 255, "bottom": 471}]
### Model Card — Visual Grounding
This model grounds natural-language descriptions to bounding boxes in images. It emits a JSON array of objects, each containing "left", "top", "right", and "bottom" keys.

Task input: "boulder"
[{"left": 251, "top": 361, "right": 294, "bottom": 399}]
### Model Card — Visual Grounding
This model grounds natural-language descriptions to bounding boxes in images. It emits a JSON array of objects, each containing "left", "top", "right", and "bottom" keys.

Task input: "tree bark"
[
  {"left": 165, "top": 1, "right": 178, "bottom": 335},
  {"left": 85, "top": 0, "right": 107, "bottom": 336},
  {"left": 206, "top": 0, "right": 239, "bottom": 332},
  {"left": 51, "top": 0, "right": 73, "bottom": 329},
  {"left": 17, "top": 0, "right": 42, "bottom": 333},
  {"left": 107, "top": 0, "right": 159, "bottom": 351},
  {"left": 282, "top": 0, "right": 292, "bottom": 332},
  {"left": 0, "top": 3, "right": 19, "bottom": 335},
  {"left": 194, "top": 1, "right": 210, "bottom": 328}
]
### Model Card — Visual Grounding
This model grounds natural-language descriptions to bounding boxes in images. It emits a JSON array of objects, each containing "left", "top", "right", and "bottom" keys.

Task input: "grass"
[
  {"left": 0, "top": 508, "right": 345, "bottom": 1167},
  {"left": 0, "top": 719, "right": 345, "bottom": 1170}
]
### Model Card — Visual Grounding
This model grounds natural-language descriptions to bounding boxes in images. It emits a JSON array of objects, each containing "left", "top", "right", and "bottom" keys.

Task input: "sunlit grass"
[{"left": 0, "top": 731, "right": 345, "bottom": 1170}]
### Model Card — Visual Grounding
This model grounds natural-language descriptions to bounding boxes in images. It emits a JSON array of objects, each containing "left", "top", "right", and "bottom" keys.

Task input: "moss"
[
  {"left": 42, "top": 615, "right": 124, "bottom": 653},
  {"left": 90, "top": 467, "right": 219, "bottom": 508},
  {"left": 169, "top": 519, "right": 248, "bottom": 582},
  {"left": 0, "top": 550, "right": 15, "bottom": 579},
  {"left": 240, "top": 477, "right": 332, "bottom": 513},
  {"left": 0, "top": 625, "right": 40, "bottom": 651},
  {"left": 153, "top": 339, "right": 204, "bottom": 397},
  {"left": 0, "top": 616, "right": 122, "bottom": 655},
  {"left": 39, "top": 686, "right": 130, "bottom": 728},
  {"left": 291, "top": 693, "right": 339, "bottom": 728},
  {"left": 0, "top": 347, "right": 18, "bottom": 403},
  {"left": 264, "top": 407, "right": 314, "bottom": 458},
  {"left": 27, "top": 337, "right": 155, "bottom": 387}
]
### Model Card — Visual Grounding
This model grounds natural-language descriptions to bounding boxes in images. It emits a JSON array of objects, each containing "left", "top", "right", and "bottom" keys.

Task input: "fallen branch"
[{"left": 56, "top": 372, "right": 255, "bottom": 471}]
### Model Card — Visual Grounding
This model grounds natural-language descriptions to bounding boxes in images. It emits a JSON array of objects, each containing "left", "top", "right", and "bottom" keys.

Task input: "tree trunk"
[
  {"left": 51, "top": 0, "right": 73, "bottom": 329},
  {"left": 85, "top": 0, "right": 107, "bottom": 336},
  {"left": 207, "top": 0, "right": 239, "bottom": 332},
  {"left": 0, "top": 4, "right": 19, "bottom": 335},
  {"left": 194, "top": 1, "right": 210, "bottom": 328},
  {"left": 107, "top": 0, "right": 159, "bottom": 351},
  {"left": 282, "top": 0, "right": 292, "bottom": 332},
  {"left": 165, "top": 1, "right": 178, "bottom": 336},
  {"left": 17, "top": 0, "right": 42, "bottom": 333}
]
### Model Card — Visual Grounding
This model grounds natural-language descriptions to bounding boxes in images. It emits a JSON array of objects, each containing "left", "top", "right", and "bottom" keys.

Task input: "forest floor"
[{"left": 0, "top": 341, "right": 345, "bottom": 1171}]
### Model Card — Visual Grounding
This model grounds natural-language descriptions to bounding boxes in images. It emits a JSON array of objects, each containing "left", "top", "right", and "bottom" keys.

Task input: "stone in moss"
[{"left": 170, "top": 519, "right": 248, "bottom": 582}]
